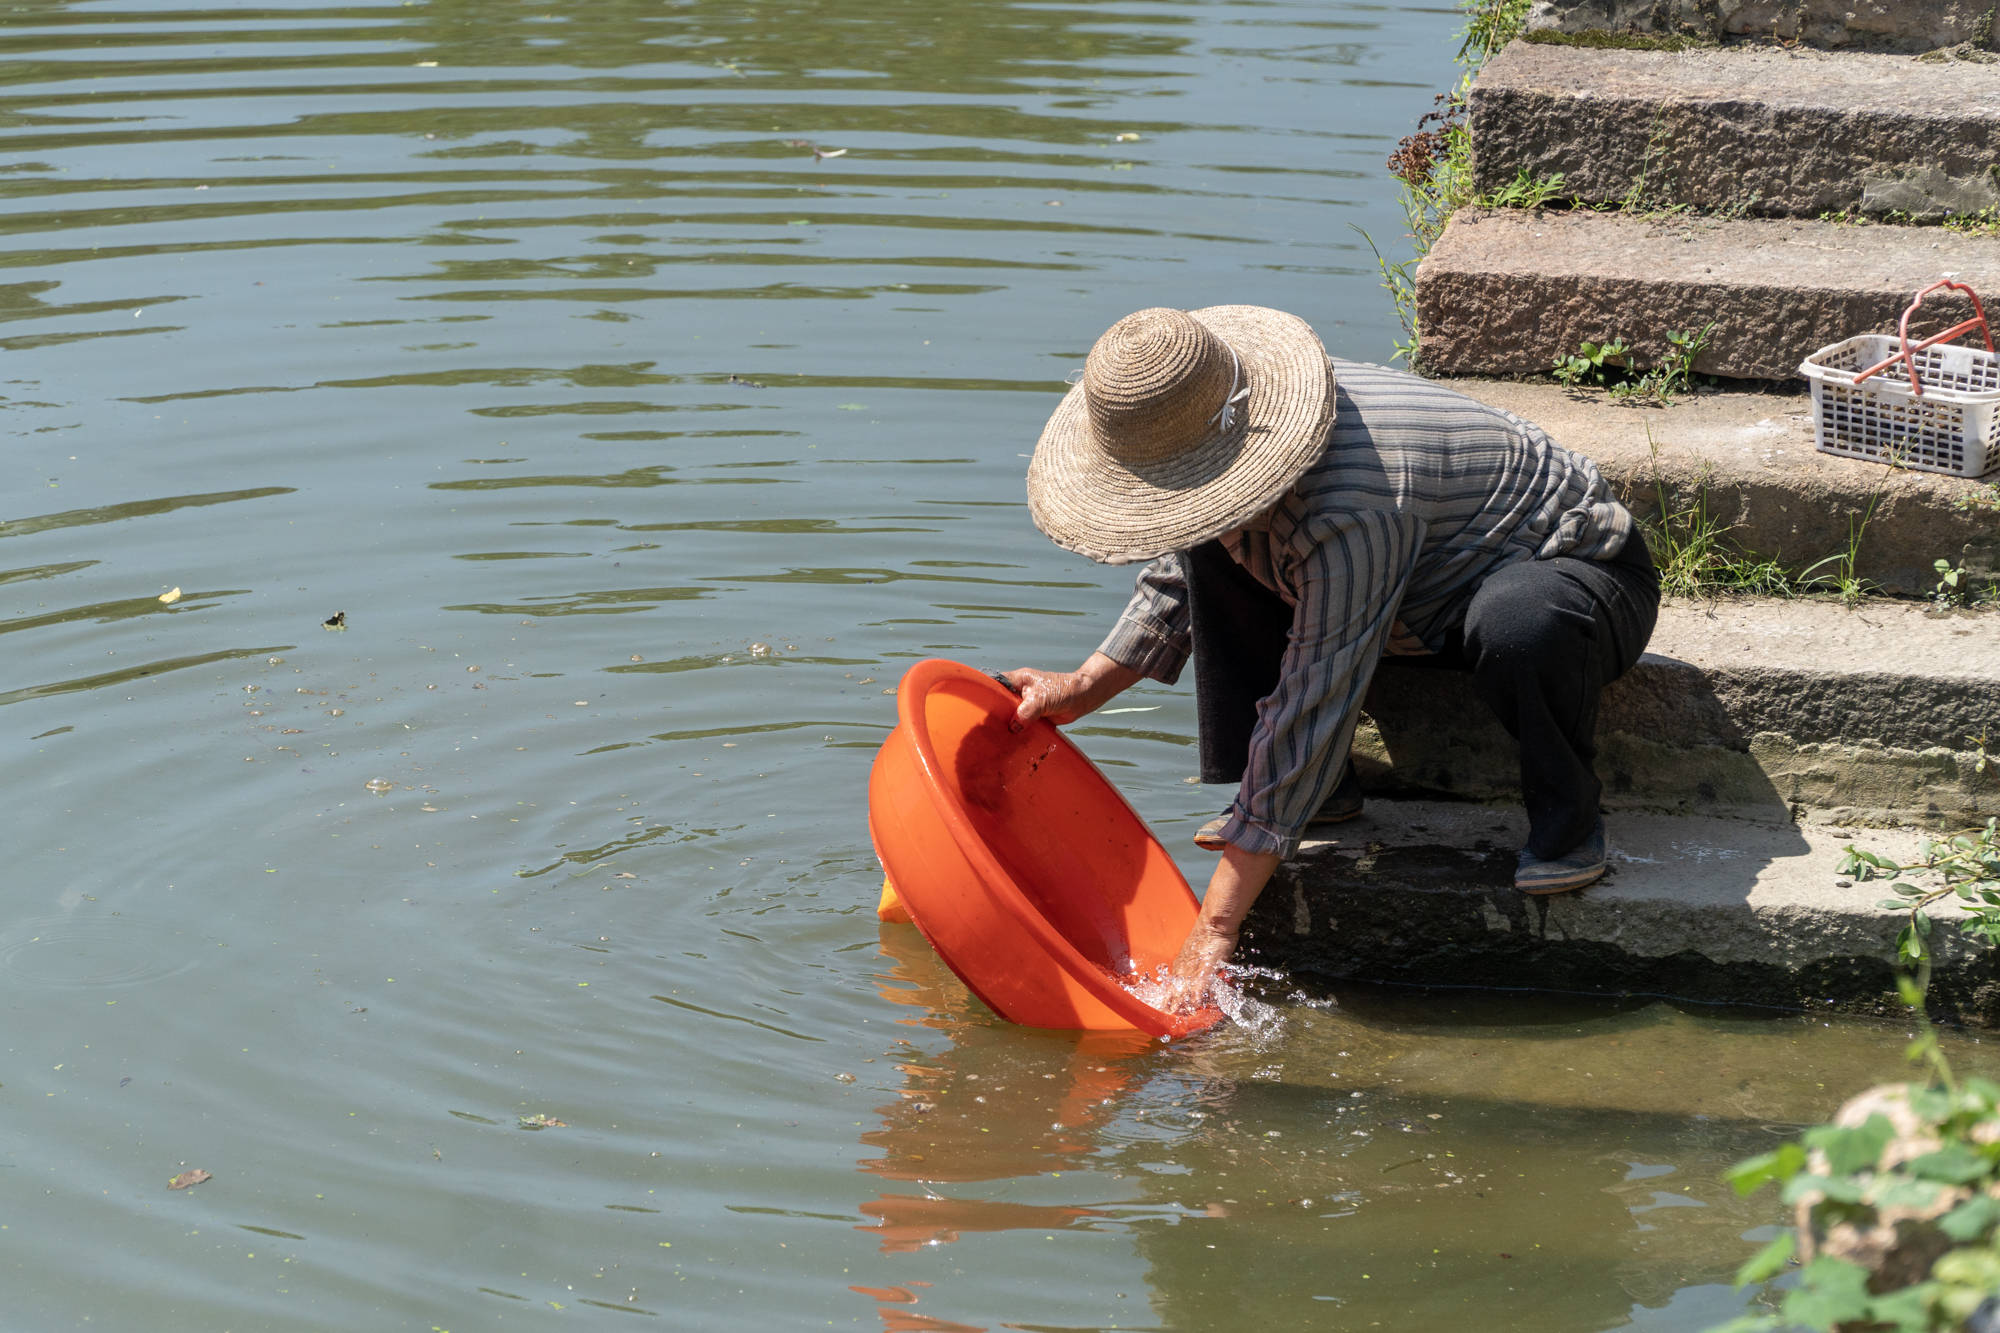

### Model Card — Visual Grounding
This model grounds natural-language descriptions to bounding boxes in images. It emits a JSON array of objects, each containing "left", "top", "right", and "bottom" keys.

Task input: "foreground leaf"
[
  {"left": 1806, "top": 1114, "right": 1894, "bottom": 1176},
  {"left": 1727, "top": 1143, "right": 1807, "bottom": 1197},
  {"left": 1780, "top": 1256, "right": 1872, "bottom": 1328},
  {"left": 1733, "top": 1232, "right": 1795, "bottom": 1288}
]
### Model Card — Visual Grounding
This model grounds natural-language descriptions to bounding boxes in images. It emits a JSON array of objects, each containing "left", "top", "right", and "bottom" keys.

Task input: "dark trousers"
[{"left": 1186, "top": 538, "right": 1660, "bottom": 859}]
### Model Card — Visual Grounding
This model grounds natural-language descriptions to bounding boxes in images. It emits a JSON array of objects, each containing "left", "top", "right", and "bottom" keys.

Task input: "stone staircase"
[
  {"left": 1251, "top": 10, "right": 2000, "bottom": 1022},
  {"left": 1418, "top": 209, "right": 2000, "bottom": 383}
]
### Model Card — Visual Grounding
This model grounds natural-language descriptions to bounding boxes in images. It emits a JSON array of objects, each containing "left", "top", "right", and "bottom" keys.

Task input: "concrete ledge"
[
  {"left": 1524, "top": 0, "right": 1999, "bottom": 53},
  {"left": 1244, "top": 801, "right": 2000, "bottom": 1023},
  {"left": 1414, "top": 208, "right": 2000, "bottom": 381},
  {"left": 1434, "top": 378, "right": 2000, "bottom": 594},
  {"left": 1470, "top": 43, "right": 2000, "bottom": 219},
  {"left": 1356, "top": 598, "right": 2000, "bottom": 829}
]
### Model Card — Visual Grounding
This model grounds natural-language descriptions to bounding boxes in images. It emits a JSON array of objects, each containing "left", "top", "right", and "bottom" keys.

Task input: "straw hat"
[{"left": 1026, "top": 305, "right": 1334, "bottom": 564}]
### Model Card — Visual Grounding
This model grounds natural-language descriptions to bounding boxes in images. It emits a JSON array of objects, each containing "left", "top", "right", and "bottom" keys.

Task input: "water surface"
[{"left": 3, "top": 2, "right": 1986, "bottom": 1329}]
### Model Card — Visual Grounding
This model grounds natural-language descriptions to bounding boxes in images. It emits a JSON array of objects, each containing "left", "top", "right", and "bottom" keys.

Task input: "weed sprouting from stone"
[
  {"left": 1473, "top": 166, "right": 1569, "bottom": 210},
  {"left": 1799, "top": 489, "right": 1885, "bottom": 608},
  {"left": 1638, "top": 422, "right": 1795, "bottom": 599},
  {"left": 1553, "top": 324, "right": 1714, "bottom": 405},
  {"left": 1956, "top": 482, "right": 2000, "bottom": 515},
  {"left": 1934, "top": 557, "right": 1971, "bottom": 608},
  {"left": 1371, "top": 0, "right": 1531, "bottom": 366}
]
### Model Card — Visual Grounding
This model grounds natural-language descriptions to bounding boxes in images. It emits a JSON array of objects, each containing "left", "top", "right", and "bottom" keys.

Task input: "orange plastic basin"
[{"left": 867, "top": 658, "right": 1220, "bottom": 1038}]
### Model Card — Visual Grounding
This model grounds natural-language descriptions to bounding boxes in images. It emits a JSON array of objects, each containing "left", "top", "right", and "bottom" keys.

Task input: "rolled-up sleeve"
[
  {"left": 1216, "top": 508, "right": 1425, "bottom": 858},
  {"left": 1096, "top": 553, "right": 1192, "bottom": 685}
]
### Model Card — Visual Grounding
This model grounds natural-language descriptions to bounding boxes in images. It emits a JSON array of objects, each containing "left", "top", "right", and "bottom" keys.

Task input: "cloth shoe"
[
  {"left": 1514, "top": 817, "right": 1607, "bottom": 895},
  {"left": 1193, "top": 767, "right": 1363, "bottom": 851}
]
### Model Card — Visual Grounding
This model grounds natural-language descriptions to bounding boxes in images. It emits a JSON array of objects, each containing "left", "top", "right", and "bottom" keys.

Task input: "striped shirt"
[{"left": 1097, "top": 359, "right": 1636, "bottom": 858}]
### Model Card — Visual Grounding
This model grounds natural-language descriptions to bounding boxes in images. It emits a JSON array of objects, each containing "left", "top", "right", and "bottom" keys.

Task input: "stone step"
[
  {"left": 1242, "top": 799, "right": 1998, "bottom": 1023},
  {"left": 1434, "top": 378, "right": 2000, "bottom": 596},
  {"left": 1353, "top": 597, "right": 1999, "bottom": 831},
  {"left": 1469, "top": 42, "right": 2000, "bottom": 220},
  {"left": 1524, "top": 0, "right": 1998, "bottom": 53},
  {"left": 1414, "top": 207, "right": 2000, "bottom": 380}
]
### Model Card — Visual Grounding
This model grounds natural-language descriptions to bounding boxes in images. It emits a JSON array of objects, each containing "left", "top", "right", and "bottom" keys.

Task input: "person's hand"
[
  {"left": 1159, "top": 843, "right": 1281, "bottom": 1012},
  {"left": 998, "top": 653, "right": 1140, "bottom": 731},
  {"left": 1161, "top": 918, "right": 1238, "bottom": 1012},
  {"left": 999, "top": 667, "right": 1096, "bottom": 728}
]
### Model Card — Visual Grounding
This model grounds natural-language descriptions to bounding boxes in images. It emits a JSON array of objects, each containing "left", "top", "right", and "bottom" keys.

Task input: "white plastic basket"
[{"left": 1799, "top": 279, "right": 2000, "bottom": 480}]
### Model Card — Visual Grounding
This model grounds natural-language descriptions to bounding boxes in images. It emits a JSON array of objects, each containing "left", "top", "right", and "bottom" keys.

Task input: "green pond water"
[{"left": 4, "top": 1, "right": 1993, "bottom": 1328}]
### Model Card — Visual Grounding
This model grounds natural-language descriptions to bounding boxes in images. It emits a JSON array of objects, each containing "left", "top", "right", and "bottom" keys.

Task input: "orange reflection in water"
[
  {"left": 860, "top": 927, "right": 1153, "bottom": 1184},
  {"left": 858, "top": 1192, "right": 1107, "bottom": 1255},
  {"left": 849, "top": 928, "right": 1164, "bottom": 1330},
  {"left": 848, "top": 1283, "right": 984, "bottom": 1332}
]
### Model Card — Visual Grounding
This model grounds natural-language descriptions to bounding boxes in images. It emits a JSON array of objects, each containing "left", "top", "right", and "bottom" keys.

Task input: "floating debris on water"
[
  {"left": 157, "top": 587, "right": 181, "bottom": 604},
  {"left": 323, "top": 610, "right": 346, "bottom": 630},
  {"left": 364, "top": 778, "right": 393, "bottom": 794},
  {"left": 167, "top": 1168, "right": 211, "bottom": 1190}
]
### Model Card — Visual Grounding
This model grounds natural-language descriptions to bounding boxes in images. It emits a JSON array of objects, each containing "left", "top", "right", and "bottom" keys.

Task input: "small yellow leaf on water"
[{"left": 158, "top": 587, "right": 181, "bottom": 604}]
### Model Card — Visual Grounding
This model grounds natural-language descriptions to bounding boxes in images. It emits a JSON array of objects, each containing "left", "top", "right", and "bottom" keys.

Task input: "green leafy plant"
[
  {"left": 1944, "top": 205, "right": 2000, "bottom": 238},
  {"left": 1957, "top": 483, "right": 2000, "bottom": 516},
  {"left": 1661, "top": 323, "right": 1714, "bottom": 388},
  {"left": 1712, "top": 828, "right": 2000, "bottom": 1332},
  {"left": 1552, "top": 325, "right": 1713, "bottom": 405},
  {"left": 1456, "top": 0, "right": 1532, "bottom": 64},
  {"left": 1840, "top": 821, "right": 2000, "bottom": 976},
  {"left": 1552, "top": 335, "right": 1632, "bottom": 388},
  {"left": 1935, "top": 557, "right": 1969, "bottom": 608},
  {"left": 1610, "top": 323, "right": 1715, "bottom": 405},
  {"left": 1715, "top": 1039, "right": 2000, "bottom": 1333},
  {"left": 1353, "top": 226, "right": 1420, "bottom": 369}
]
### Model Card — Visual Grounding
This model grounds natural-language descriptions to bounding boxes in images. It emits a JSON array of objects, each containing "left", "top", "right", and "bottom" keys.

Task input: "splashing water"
[{"left": 1120, "top": 964, "right": 1287, "bottom": 1044}]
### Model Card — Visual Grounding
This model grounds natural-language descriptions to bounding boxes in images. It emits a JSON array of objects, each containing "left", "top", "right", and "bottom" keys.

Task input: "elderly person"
[{"left": 1004, "top": 306, "right": 1658, "bottom": 1004}]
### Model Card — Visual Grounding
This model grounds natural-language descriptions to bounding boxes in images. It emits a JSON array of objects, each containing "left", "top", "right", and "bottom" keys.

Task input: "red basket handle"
[{"left": 1852, "top": 279, "right": 1995, "bottom": 397}]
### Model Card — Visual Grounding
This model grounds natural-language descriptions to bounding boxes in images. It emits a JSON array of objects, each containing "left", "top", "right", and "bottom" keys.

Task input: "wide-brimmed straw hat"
[{"left": 1026, "top": 305, "right": 1334, "bottom": 564}]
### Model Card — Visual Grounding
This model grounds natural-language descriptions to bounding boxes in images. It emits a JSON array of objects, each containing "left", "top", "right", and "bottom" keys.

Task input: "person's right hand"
[
  {"left": 997, "top": 654, "right": 1140, "bottom": 731},
  {"left": 998, "top": 667, "right": 1099, "bottom": 729}
]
